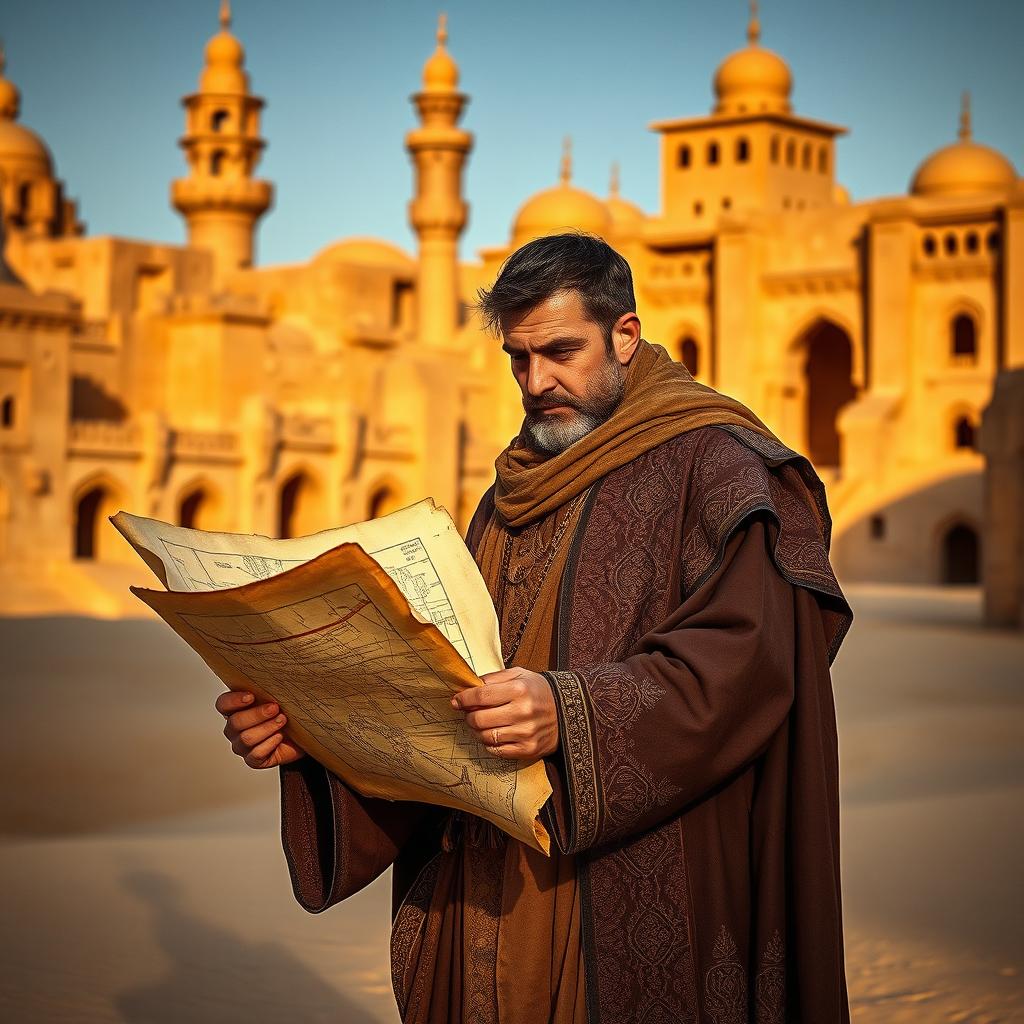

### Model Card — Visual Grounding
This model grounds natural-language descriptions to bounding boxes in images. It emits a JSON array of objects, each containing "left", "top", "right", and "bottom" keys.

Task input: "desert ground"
[{"left": 1, "top": 582, "right": 1022, "bottom": 1023}]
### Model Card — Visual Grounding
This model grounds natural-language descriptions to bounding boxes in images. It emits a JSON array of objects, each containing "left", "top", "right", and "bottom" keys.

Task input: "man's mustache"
[{"left": 523, "top": 393, "right": 584, "bottom": 414}]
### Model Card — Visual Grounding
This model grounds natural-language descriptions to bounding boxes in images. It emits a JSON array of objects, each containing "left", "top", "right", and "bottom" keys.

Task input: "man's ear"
[{"left": 611, "top": 312, "right": 642, "bottom": 366}]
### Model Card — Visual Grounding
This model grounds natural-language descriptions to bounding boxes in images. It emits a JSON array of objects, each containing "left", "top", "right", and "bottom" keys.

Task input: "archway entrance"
[
  {"left": 802, "top": 321, "right": 856, "bottom": 467},
  {"left": 940, "top": 522, "right": 979, "bottom": 584},
  {"left": 73, "top": 480, "right": 126, "bottom": 561},
  {"left": 367, "top": 483, "right": 404, "bottom": 520},
  {"left": 177, "top": 484, "right": 221, "bottom": 532},
  {"left": 278, "top": 471, "right": 322, "bottom": 539}
]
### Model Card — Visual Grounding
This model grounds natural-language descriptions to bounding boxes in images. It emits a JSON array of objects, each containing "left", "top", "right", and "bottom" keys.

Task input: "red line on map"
[{"left": 219, "top": 599, "right": 373, "bottom": 646}]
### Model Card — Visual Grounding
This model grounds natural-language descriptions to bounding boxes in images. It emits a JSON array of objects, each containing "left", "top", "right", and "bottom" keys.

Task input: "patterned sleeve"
[
  {"left": 279, "top": 759, "right": 439, "bottom": 912},
  {"left": 541, "top": 512, "right": 797, "bottom": 854}
]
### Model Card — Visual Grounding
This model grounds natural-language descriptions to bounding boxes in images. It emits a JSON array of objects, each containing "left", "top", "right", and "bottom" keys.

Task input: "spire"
[
  {"left": 220, "top": 0, "right": 232, "bottom": 30},
  {"left": 958, "top": 90, "right": 972, "bottom": 141},
  {"left": 560, "top": 136, "right": 573, "bottom": 185},
  {"left": 747, "top": 0, "right": 761, "bottom": 45},
  {"left": 421, "top": 12, "right": 459, "bottom": 92},
  {"left": 609, "top": 160, "right": 620, "bottom": 197}
]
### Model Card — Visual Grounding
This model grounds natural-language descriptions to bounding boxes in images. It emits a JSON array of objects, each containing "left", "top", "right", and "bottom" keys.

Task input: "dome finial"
[
  {"left": 560, "top": 136, "right": 573, "bottom": 185},
  {"left": 958, "top": 90, "right": 972, "bottom": 141},
  {"left": 437, "top": 12, "right": 448, "bottom": 48},
  {"left": 609, "top": 160, "right": 620, "bottom": 197},
  {"left": 747, "top": 0, "right": 761, "bottom": 45},
  {"left": 219, "top": 0, "right": 232, "bottom": 31}
]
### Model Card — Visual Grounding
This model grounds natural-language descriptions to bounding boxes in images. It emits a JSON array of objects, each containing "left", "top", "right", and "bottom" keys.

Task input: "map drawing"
[
  {"left": 179, "top": 582, "right": 518, "bottom": 825},
  {"left": 114, "top": 499, "right": 552, "bottom": 851}
]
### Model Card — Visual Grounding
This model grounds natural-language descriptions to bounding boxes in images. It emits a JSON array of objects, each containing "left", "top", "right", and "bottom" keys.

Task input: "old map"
[{"left": 112, "top": 500, "right": 552, "bottom": 852}]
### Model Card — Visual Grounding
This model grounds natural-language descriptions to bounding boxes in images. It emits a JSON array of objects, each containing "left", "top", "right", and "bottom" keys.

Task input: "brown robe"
[{"left": 278, "top": 422, "right": 853, "bottom": 1023}]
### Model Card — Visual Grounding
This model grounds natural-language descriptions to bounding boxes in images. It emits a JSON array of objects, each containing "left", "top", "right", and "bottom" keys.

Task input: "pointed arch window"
[
  {"left": 678, "top": 144, "right": 691, "bottom": 168},
  {"left": 0, "top": 395, "right": 13, "bottom": 428},
  {"left": 770, "top": 135, "right": 780, "bottom": 163},
  {"left": 211, "top": 109, "right": 229, "bottom": 132},
  {"left": 785, "top": 139, "right": 796, "bottom": 167},
  {"left": 736, "top": 137, "right": 750, "bottom": 162},
  {"left": 951, "top": 312, "right": 977, "bottom": 364},
  {"left": 706, "top": 141, "right": 720, "bottom": 165},
  {"left": 680, "top": 337, "right": 700, "bottom": 376},
  {"left": 953, "top": 415, "right": 976, "bottom": 450},
  {"left": 210, "top": 150, "right": 226, "bottom": 176}
]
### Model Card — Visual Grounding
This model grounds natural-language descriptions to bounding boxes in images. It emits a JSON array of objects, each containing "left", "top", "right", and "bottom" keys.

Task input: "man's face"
[{"left": 500, "top": 289, "right": 639, "bottom": 456}]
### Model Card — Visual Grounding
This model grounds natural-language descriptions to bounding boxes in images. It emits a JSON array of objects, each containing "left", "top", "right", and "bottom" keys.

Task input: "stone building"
[{"left": 0, "top": 3, "right": 1020, "bottom": 613}]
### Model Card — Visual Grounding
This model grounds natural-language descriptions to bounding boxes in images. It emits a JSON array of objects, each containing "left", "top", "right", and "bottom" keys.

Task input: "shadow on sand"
[{"left": 115, "top": 870, "right": 385, "bottom": 1024}]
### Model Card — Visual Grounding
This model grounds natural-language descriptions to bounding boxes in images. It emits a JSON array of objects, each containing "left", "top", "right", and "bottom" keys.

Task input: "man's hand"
[
  {"left": 216, "top": 690, "right": 307, "bottom": 770},
  {"left": 451, "top": 667, "right": 559, "bottom": 761}
]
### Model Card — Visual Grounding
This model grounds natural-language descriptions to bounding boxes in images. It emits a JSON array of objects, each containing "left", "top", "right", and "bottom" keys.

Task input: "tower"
[
  {"left": 650, "top": 0, "right": 846, "bottom": 222},
  {"left": 405, "top": 14, "right": 473, "bottom": 349},
  {"left": 171, "top": 1, "right": 272, "bottom": 281}
]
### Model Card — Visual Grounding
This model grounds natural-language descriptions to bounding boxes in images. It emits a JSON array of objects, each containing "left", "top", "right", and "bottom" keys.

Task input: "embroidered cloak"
[{"left": 278, "top": 342, "right": 854, "bottom": 1022}]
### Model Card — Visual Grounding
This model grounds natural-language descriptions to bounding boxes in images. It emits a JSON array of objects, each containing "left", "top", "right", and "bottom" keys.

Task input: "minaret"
[
  {"left": 171, "top": 1, "right": 272, "bottom": 281},
  {"left": 405, "top": 14, "right": 473, "bottom": 348}
]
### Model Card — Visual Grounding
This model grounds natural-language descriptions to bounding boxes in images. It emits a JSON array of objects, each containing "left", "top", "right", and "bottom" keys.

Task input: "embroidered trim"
[
  {"left": 544, "top": 669, "right": 600, "bottom": 852},
  {"left": 390, "top": 852, "right": 442, "bottom": 1017}
]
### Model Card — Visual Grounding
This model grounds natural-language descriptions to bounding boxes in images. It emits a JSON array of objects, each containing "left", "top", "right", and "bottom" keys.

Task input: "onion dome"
[
  {"left": 511, "top": 138, "right": 612, "bottom": 246},
  {"left": 910, "top": 93, "right": 1017, "bottom": 198},
  {"left": 605, "top": 161, "right": 645, "bottom": 228},
  {"left": 199, "top": 0, "right": 249, "bottom": 95},
  {"left": 422, "top": 13, "right": 459, "bottom": 93},
  {"left": 712, "top": 0, "right": 792, "bottom": 116},
  {"left": 314, "top": 236, "right": 416, "bottom": 269},
  {"left": 0, "top": 43, "right": 53, "bottom": 176}
]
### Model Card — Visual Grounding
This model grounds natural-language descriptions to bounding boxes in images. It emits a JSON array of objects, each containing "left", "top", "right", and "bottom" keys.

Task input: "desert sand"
[{"left": 1, "top": 583, "right": 1022, "bottom": 1022}]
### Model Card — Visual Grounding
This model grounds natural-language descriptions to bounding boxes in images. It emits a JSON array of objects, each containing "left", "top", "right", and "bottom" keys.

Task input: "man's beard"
[{"left": 521, "top": 354, "right": 625, "bottom": 456}]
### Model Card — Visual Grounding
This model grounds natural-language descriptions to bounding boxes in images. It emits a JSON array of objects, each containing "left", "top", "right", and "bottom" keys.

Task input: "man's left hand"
[{"left": 450, "top": 667, "right": 559, "bottom": 761}]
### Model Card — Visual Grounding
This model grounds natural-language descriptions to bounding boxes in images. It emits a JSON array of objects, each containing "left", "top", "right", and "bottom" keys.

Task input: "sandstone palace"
[{"left": 0, "top": 2, "right": 1020, "bottom": 615}]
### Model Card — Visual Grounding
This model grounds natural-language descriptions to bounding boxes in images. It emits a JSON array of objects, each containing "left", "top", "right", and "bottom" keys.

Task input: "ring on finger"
[{"left": 491, "top": 727, "right": 501, "bottom": 747}]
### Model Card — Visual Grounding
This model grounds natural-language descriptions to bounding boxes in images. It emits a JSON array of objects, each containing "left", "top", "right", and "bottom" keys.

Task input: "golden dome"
[
  {"left": 713, "top": 1, "right": 792, "bottom": 115},
  {"left": 911, "top": 93, "right": 1017, "bottom": 198},
  {"left": 832, "top": 182, "right": 851, "bottom": 205},
  {"left": 199, "top": 1, "right": 249, "bottom": 95},
  {"left": 512, "top": 138, "right": 612, "bottom": 245},
  {"left": 314, "top": 236, "right": 415, "bottom": 269},
  {"left": 422, "top": 13, "right": 459, "bottom": 93},
  {"left": 0, "top": 46, "right": 52, "bottom": 174},
  {"left": 605, "top": 162, "right": 645, "bottom": 228}
]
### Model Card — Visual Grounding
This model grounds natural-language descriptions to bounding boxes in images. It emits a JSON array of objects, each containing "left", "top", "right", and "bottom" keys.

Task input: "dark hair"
[{"left": 475, "top": 232, "right": 636, "bottom": 344}]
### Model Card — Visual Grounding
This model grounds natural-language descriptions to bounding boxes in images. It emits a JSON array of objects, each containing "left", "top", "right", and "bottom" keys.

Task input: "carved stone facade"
[{"left": 0, "top": 6, "right": 1020, "bottom": 612}]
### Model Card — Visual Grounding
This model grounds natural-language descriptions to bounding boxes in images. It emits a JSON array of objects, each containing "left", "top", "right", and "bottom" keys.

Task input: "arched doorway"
[
  {"left": 940, "top": 522, "right": 979, "bottom": 584},
  {"left": 177, "top": 483, "right": 221, "bottom": 532},
  {"left": 679, "top": 337, "right": 700, "bottom": 377},
  {"left": 801, "top": 321, "right": 857, "bottom": 467},
  {"left": 73, "top": 478, "right": 127, "bottom": 561},
  {"left": 278, "top": 470, "right": 322, "bottom": 539},
  {"left": 367, "top": 482, "right": 404, "bottom": 520}
]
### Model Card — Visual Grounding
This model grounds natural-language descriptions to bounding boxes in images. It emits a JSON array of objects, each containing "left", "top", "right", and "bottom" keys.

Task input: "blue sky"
[{"left": 5, "top": 0, "right": 1022, "bottom": 266}]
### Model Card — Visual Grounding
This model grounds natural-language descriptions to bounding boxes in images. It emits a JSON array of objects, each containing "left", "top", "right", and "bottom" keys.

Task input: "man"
[{"left": 217, "top": 232, "right": 854, "bottom": 1023}]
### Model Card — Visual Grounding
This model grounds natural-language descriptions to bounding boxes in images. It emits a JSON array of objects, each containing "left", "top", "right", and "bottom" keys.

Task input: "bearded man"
[{"left": 216, "top": 232, "right": 853, "bottom": 1023}]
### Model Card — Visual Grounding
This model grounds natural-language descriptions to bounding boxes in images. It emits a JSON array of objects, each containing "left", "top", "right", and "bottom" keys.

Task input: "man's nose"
[{"left": 526, "top": 357, "right": 555, "bottom": 396}]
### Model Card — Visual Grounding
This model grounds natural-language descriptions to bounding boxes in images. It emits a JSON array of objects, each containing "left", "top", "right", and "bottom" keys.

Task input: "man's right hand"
[{"left": 216, "top": 690, "right": 307, "bottom": 769}]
